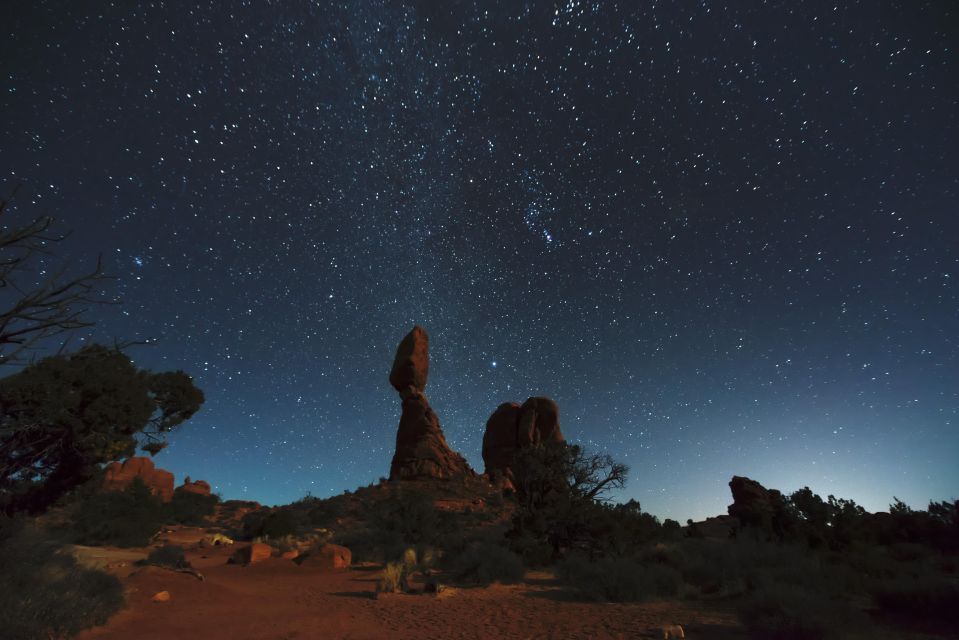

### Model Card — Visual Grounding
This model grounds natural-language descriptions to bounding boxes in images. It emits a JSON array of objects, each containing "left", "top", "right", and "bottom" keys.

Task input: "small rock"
[
  {"left": 281, "top": 549, "right": 299, "bottom": 560},
  {"left": 152, "top": 591, "right": 171, "bottom": 603}
]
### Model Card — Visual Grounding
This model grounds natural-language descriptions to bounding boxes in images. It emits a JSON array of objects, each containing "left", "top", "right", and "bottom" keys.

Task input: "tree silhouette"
[
  {"left": 0, "top": 345, "right": 204, "bottom": 514},
  {"left": 0, "top": 186, "right": 112, "bottom": 365}
]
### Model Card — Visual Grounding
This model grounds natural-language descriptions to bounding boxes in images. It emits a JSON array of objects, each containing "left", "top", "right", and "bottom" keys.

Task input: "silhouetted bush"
[
  {"left": 0, "top": 516, "right": 124, "bottom": 639},
  {"left": 737, "top": 583, "right": 865, "bottom": 640},
  {"left": 448, "top": 541, "right": 525, "bottom": 585},
  {"left": 242, "top": 508, "right": 298, "bottom": 539},
  {"left": 70, "top": 477, "right": 164, "bottom": 547},
  {"left": 557, "top": 554, "right": 683, "bottom": 602},
  {"left": 872, "top": 579, "right": 959, "bottom": 628},
  {"left": 166, "top": 488, "right": 219, "bottom": 525},
  {"left": 140, "top": 544, "right": 190, "bottom": 569}
]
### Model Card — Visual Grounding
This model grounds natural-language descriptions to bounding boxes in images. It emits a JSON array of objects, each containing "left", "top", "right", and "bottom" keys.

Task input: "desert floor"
[{"left": 72, "top": 528, "right": 749, "bottom": 640}]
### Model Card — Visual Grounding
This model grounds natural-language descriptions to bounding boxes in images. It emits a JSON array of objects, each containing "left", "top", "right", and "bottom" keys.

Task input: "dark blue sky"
[{"left": 2, "top": 1, "right": 956, "bottom": 521}]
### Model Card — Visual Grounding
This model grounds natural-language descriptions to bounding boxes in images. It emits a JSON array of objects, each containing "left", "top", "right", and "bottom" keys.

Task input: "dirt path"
[{"left": 77, "top": 546, "right": 746, "bottom": 640}]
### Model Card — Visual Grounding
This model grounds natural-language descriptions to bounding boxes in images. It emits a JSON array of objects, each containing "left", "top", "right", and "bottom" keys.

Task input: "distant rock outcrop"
[
  {"left": 727, "top": 475, "right": 787, "bottom": 531},
  {"left": 102, "top": 457, "right": 175, "bottom": 502},
  {"left": 482, "top": 397, "right": 565, "bottom": 482},
  {"left": 177, "top": 477, "right": 212, "bottom": 497},
  {"left": 388, "top": 327, "right": 472, "bottom": 481}
]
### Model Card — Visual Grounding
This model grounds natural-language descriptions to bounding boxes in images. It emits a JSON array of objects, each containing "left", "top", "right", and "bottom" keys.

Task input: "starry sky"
[{"left": 2, "top": 1, "right": 957, "bottom": 521}]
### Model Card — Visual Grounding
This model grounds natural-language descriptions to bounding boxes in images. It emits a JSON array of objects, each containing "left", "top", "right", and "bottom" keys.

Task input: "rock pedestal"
[{"left": 388, "top": 327, "right": 472, "bottom": 481}]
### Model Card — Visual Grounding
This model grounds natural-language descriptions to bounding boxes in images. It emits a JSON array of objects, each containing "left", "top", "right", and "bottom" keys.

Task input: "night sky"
[{"left": 3, "top": 1, "right": 957, "bottom": 521}]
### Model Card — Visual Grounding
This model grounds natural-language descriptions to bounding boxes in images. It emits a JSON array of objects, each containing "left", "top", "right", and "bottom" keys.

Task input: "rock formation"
[
  {"left": 102, "top": 456, "right": 175, "bottom": 502},
  {"left": 296, "top": 543, "right": 352, "bottom": 569},
  {"left": 388, "top": 326, "right": 472, "bottom": 480},
  {"left": 727, "top": 475, "right": 786, "bottom": 531},
  {"left": 177, "top": 477, "right": 212, "bottom": 497},
  {"left": 482, "top": 396, "right": 565, "bottom": 482}
]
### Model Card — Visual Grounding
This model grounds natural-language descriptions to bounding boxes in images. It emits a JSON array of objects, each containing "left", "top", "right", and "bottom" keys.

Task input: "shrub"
[
  {"left": 557, "top": 554, "right": 683, "bottom": 602},
  {"left": 70, "top": 477, "right": 165, "bottom": 547},
  {"left": 448, "top": 542, "right": 525, "bottom": 585},
  {"left": 737, "top": 583, "right": 865, "bottom": 640},
  {"left": 0, "top": 517, "right": 125, "bottom": 640},
  {"left": 140, "top": 544, "right": 190, "bottom": 569},
  {"left": 243, "top": 508, "right": 298, "bottom": 539},
  {"left": 378, "top": 561, "right": 407, "bottom": 593},
  {"left": 166, "top": 489, "right": 218, "bottom": 525},
  {"left": 872, "top": 579, "right": 959, "bottom": 628}
]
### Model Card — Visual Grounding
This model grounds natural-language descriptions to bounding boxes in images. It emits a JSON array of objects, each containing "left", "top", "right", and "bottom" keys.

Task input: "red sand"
[{"left": 77, "top": 543, "right": 746, "bottom": 640}]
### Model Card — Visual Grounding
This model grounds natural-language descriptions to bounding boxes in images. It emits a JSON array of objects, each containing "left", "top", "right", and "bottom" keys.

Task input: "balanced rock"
[
  {"left": 177, "top": 477, "right": 212, "bottom": 497},
  {"left": 102, "top": 457, "right": 175, "bottom": 502},
  {"left": 482, "top": 397, "right": 565, "bottom": 480},
  {"left": 388, "top": 327, "right": 472, "bottom": 480},
  {"left": 389, "top": 326, "right": 429, "bottom": 392}
]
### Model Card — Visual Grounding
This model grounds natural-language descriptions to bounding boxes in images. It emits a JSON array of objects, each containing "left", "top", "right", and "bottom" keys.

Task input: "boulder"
[
  {"left": 177, "top": 477, "right": 212, "bottom": 497},
  {"left": 387, "top": 327, "right": 473, "bottom": 480},
  {"left": 481, "top": 397, "right": 565, "bottom": 478},
  {"left": 229, "top": 542, "right": 272, "bottom": 566},
  {"left": 102, "top": 457, "right": 175, "bottom": 502},
  {"left": 389, "top": 326, "right": 429, "bottom": 392},
  {"left": 296, "top": 543, "right": 351, "bottom": 570}
]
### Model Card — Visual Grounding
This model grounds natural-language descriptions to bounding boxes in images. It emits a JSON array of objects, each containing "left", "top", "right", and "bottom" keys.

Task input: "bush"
[
  {"left": 70, "top": 477, "right": 165, "bottom": 547},
  {"left": 557, "top": 554, "right": 683, "bottom": 602},
  {"left": 448, "top": 542, "right": 525, "bottom": 585},
  {"left": 140, "top": 544, "right": 190, "bottom": 569},
  {"left": 737, "top": 583, "right": 865, "bottom": 640},
  {"left": 0, "top": 517, "right": 125, "bottom": 640},
  {"left": 378, "top": 561, "right": 407, "bottom": 593},
  {"left": 166, "top": 489, "right": 218, "bottom": 525},
  {"left": 242, "top": 508, "right": 298, "bottom": 539},
  {"left": 872, "top": 579, "right": 959, "bottom": 628}
]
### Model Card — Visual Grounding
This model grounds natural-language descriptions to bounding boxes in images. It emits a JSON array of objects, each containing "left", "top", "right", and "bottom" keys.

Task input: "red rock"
[
  {"left": 389, "top": 326, "right": 429, "bottom": 392},
  {"left": 280, "top": 550, "right": 299, "bottom": 560},
  {"left": 296, "top": 544, "right": 351, "bottom": 570},
  {"left": 230, "top": 542, "right": 272, "bottom": 566},
  {"left": 102, "top": 457, "right": 175, "bottom": 502},
  {"left": 387, "top": 327, "right": 472, "bottom": 481},
  {"left": 481, "top": 397, "right": 565, "bottom": 478},
  {"left": 177, "top": 477, "right": 212, "bottom": 496},
  {"left": 151, "top": 590, "right": 171, "bottom": 602},
  {"left": 390, "top": 388, "right": 472, "bottom": 480}
]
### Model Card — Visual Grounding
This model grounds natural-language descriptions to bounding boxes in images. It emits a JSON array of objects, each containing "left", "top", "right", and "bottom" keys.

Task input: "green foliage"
[
  {"left": 0, "top": 345, "right": 204, "bottom": 514},
  {"left": 557, "top": 554, "right": 683, "bottom": 602},
  {"left": 141, "top": 544, "right": 190, "bottom": 570},
  {"left": 448, "top": 541, "right": 525, "bottom": 585},
  {"left": 70, "top": 477, "right": 165, "bottom": 547},
  {"left": 167, "top": 488, "right": 219, "bottom": 525},
  {"left": 508, "top": 441, "right": 631, "bottom": 561},
  {"left": 242, "top": 508, "right": 299, "bottom": 539},
  {"left": 0, "top": 516, "right": 124, "bottom": 640}
]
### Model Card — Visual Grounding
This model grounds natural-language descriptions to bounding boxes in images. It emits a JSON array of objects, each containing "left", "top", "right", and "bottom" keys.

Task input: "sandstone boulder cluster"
[
  {"left": 386, "top": 326, "right": 565, "bottom": 484},
  {"left": 102, "top": 456, "right": 211, "bottom": 502}
]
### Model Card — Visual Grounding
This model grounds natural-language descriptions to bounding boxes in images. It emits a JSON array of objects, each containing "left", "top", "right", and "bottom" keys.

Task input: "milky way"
[{"left": 2, "top": 1, "right": 956, "bottom": 520}]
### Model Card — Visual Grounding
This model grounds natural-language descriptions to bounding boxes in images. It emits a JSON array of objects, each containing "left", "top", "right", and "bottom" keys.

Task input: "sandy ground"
[{"left": 75, "top": 536, "right": 747, "bottom": 640}]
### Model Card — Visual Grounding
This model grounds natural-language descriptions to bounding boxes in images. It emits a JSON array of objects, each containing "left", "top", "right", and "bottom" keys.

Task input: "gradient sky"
[{"left": 2, "top": 1, "right": 956, "bottom": 521}]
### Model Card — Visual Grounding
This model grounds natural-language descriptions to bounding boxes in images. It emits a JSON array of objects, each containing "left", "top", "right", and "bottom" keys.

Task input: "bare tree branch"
[{"left": 0, "top": 187, "right": 116, "bottom": 364}]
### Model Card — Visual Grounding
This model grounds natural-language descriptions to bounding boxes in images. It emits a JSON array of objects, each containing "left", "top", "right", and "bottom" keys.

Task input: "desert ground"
[{"left": 73, "top": 527, "right": 745, "bottom": 640}]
